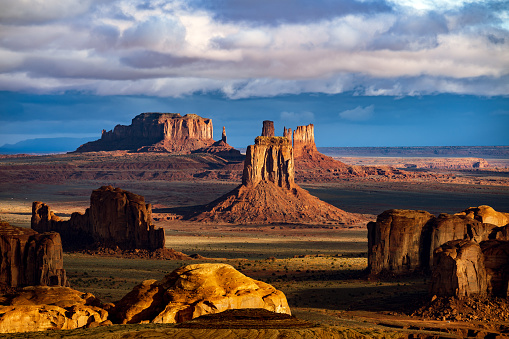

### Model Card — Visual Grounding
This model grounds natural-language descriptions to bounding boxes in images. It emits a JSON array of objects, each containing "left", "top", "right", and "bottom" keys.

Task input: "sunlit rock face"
[
  {"left": 112, "top": 263, "right": 291, "bottom": 324},
  {"left": 75, "top": 113, "right": 214, "bottom": 153}
]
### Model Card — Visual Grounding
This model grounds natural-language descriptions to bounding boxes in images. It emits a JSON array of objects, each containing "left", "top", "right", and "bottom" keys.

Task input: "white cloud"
[
  {"left": 339, "top": 105, "right": 375, "bottom": 121},
  {"left": 0, "top": 0, "right": 507, "bottom": 97}
]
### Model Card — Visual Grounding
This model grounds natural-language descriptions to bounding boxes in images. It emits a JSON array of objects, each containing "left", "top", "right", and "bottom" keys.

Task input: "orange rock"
[
  {"left": 112, "top": 263, "right": 290, "bottom": 324},
  {"left": 457, "top": 205, "right": 509, "bottom": 227}
]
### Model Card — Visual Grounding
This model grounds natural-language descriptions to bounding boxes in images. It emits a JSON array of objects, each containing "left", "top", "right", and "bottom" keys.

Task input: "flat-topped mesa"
[
  {"left": 75, "top": 113, "right": 214, "bottom": 153},
  {"left": 32, "top": 186, "right": 165, "bottom": 251},
  {"left": 0, "top": 221, "right": 68, "bottom": 288},
  {"left": 262, "top": 120, "right": 275, "bottom": 137},
  {"left": 293, "top": 124, "right": 317, "bottom": 158},
  {"left": 242, "top": 136, "right": 294, "bottom": 189}
]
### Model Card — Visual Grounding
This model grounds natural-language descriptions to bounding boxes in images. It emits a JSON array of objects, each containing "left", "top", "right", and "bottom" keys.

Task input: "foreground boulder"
[
  {"left": 190, "top": 127, "right": 364, "bottom": 225},
  {"left": 75, "top": 113, "right": 214, "bottom": 153},
  {"left": 32, "top": 186, "right": 165, "bottom": 251},
  {"left": 112, "top": 263, "right": 291, "bottom": 324},
  {"left": 367, "top": 209, "right": 434, "bottom": 275},
  {"left": 430, "top": 240, "right": 488, "bottom": 297},
  {"left": 0, "top": 286, "right": 108, "bottom": 333},
  {"left": 0, "top": 221, "right": 67, "bottom": 288},
  {"left": 368, "top": 205, "right": 508, "bottom": 276}
]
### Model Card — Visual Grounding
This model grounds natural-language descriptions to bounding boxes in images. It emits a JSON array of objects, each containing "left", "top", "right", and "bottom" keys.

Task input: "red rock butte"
[
  {"left": 190, "top": 124, "right": 365, "bottom": 225},
  {"left": 75, "top": 113, "right": 214, "bottom": 153}
]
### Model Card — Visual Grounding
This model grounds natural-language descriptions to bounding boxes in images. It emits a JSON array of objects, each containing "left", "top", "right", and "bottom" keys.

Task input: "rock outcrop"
[
  {"left": 293, "top": 124, "right": 318, "bottom": 159},
  {"left": 0, "top": 286, "right": 108, "bottom": 333},
  {"left": 32, "top": 186, "right": 165, "bottom": 251},
  {"left": 368, "top": 205, "right": 509, "bottom": 276},
  {"left": 112, "top": 263, "right": 290, "bottom": 324},
  {"left": 367, "top": 210, "right": 434, "bottom": 275},
  {"left": 262, "top": 120, "right": 275, "bottom": 137},
  {"left": 189, "top": 124, "right": 365, "bottom": 225},
  {"left": 481, "top": 240, "right": 509, "bottom": 297},
  {"left": 0, "top": 221, "right": 67, "bottom": 288},
  {"left": 457, "top": 205, "right": 509, "bottom": 227},
  {"left": 191, "top": 126, "right": 244, "bottom": 161},
  {"left": 75, "top": 113, "right": 214, "bottom": 153},
  {"left": 430, "top": 240, "right": 488, "bottom": 297}
]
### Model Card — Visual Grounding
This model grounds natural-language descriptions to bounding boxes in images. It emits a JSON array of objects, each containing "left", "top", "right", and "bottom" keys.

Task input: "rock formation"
[
  {"left": 75, "top": 113, "right": 214, "bottom": 153},
  {"left": 262, "top": 120, "right": 275, "bottom": 137},
  {"left": 0, "top": 286, "right": 108, "bottom": 333},
  {"left": 430, "top": 240, "right": 488, "bottom": 297},
  {"left": 293, "top": 124, "right": 318, "bottom": 159},
  {"left": 368, "top": 205, "right": 509, "bottom": 276},
  {"left": 191, "top": 126, "right": 244, "bottom": 161},
  {"left": 367, "top": 210, "right": 434, "bottom": 275},
  {"left": 189, "top": 124, "right": 364, "bottom": 225},
  {"left": 0, "top": 221, "right": 67, "bottom": 288},
  {"left": 457, "top": 205, "right": 509, "bottom": 227},
  {"left": 481, "top": 240, "right": 509, "bottom": 297},
  {"left": 112, "top": 263, "right": 290, "bottom": 324},
  {"left": 32, "top": 186, "right": 165, "bottom": 251}
]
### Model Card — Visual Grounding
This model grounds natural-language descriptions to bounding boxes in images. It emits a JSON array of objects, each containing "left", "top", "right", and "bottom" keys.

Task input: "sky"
[{"left": 0, "top": 0, "right": 508, "bottom": 149}]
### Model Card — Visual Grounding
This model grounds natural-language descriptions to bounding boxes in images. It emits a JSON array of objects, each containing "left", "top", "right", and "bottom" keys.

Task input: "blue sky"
[{"left": 0, "top": 0, "right": 508, "bottom": 149}]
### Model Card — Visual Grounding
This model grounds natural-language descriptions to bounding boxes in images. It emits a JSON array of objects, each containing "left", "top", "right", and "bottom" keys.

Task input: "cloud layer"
[{"left": 0, "top": 0, "right": 507, "bottom": 98}]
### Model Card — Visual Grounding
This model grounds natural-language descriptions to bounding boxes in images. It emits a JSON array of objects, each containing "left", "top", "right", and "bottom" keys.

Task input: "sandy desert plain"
[{"left": 0, "top": 148, "right": 509, "bottom": 338}]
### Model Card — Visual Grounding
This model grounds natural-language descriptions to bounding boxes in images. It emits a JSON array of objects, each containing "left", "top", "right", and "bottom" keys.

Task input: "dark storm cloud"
[{"left": 190, "top": 0, "right": 392, "bottom": 25}]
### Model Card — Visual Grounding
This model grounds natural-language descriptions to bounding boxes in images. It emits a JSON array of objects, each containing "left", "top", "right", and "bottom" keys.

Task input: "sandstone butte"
[
  {"left": 32, "top": 186, "right": 165, "bottom": 251},
  {"left": 75, "top": 112, "right": 215, "bottom": 153},
  {"left": 367, "top": 205, "right": 509, "bottom": 298},
  {"left": 189, "top": 126, "right": 366, "bottom": 225},
  {"left": 0, "top": 220, "right": 67, "bottom": 288},
  {"left": 112, "top": 263, "right": 291, "bottom": 324}
]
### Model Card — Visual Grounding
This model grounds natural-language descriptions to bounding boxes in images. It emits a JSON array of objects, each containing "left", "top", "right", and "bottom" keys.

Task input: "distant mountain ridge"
[
  {"left": 0, "top": 137, "right": 93, "bottom": 154},
  {"left": 318, "top": 146, "right": 509, "bottom": 159}
]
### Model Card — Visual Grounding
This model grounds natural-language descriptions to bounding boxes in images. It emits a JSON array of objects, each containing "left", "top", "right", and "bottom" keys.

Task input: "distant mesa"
[
  {"left": 188, "top": 121, "right": 365, "bottom": 225},
  {"left": 191, "top": 126, "right": 244, "bottom": 161},
  {"left": 74, "top": 113, "right": 240, "bottom": 159},
  {"left": 32, "top": 186, "right": 165, "bottom": 252},
  {"left": 0, "top": 220, "right": 68, "bottom": 288}
]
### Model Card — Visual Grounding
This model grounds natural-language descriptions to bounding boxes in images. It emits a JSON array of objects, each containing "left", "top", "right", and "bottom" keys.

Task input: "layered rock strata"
[
  {"left": 75, "top": 113, "right": 214, "bottom": 153},
  {"left": 0, "top": 221, "right": 67, "bottom": 288},
  {"left": 112, "top": 263, "right": 290, "bottom": 324},
  {"left": 32, "top": 186, "right": 165, "bottom": 251},
  {"left": 190, "top": 126, "right": 364, "bottom": 225},
  {"left": 0, "top": 286, "right": 108, "bottom": 333}
]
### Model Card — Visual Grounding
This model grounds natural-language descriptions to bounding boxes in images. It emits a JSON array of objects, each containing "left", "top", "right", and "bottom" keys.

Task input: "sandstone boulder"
[
  {"left": 430, "top": 240, "right": 487, "bottom": 297},
  {"left": 0, "top": 286, "right": 107, "bottom": 333},
  {"left": 0, "top": 221, "right": 67, "bottom": 288},
  {"left": 367, "top": 209, "right": 434, "bottom": 275},
  {"left": 457, "top": 205, "right": 509, "bottom": 227},
  {"left": 75, "top": 113, "right": 214, "bottom": 153},
  {"left": 112, "top": 263, "right": 290, "bottom": 324},
  {"left": 32, "top": 186, "right": 165, "bottom": 251},
  {"left": 481, "top": 240, "right": 509, "bottom": 297}
]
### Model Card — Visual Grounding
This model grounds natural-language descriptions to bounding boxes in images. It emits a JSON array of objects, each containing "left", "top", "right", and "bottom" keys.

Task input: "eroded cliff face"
[
  {"left": 32, "top": 186, "right": 165, "bottom": 251},
  {"left": 0, "top": 221, "right": 67, "bottom": 288},
  {"left": 75, "top": 113, "right": 214, "bottom": 153},
  {"left": 293, "top": 124, "right": 318, "bottom": 159},
  {"left": 242, "top": 136, "right": 294, "bottom": 190}
]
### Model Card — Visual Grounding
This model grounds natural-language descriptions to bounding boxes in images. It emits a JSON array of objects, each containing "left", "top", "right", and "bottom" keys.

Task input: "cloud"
[
  {"left": 0, "top": 0, "right": 507, "bottom": 98},
  {"left": 339, "top": 105, "right": 375, "bottom": 121}
]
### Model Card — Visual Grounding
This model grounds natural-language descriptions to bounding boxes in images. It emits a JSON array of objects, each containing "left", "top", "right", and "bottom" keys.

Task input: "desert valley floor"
[{"left": 0, "top": 150, "right": 509, "bottom": 338}]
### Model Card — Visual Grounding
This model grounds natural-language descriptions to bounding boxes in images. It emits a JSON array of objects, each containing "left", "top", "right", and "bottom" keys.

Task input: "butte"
[{"left": 188, "top": 121, "right": 365, "bottom": 225}]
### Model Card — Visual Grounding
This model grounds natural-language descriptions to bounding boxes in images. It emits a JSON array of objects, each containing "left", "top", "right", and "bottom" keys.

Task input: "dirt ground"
[{"left": 0, "top": 154, "right": 508, "bottom": 337}]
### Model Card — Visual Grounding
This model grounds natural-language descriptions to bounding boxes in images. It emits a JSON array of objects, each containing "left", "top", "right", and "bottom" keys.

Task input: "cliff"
[
  {"left": 75, "top": 113, "right": 214, "bottom": 153},
  {"left": 32, "top": 186, "right": 165, "bottom": 251},
  {"left": 0, "top": 221, "right": 68, "bottom": 288},
  {"left": 189, "top": 124, "right": 365, "bottom": 225}
]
